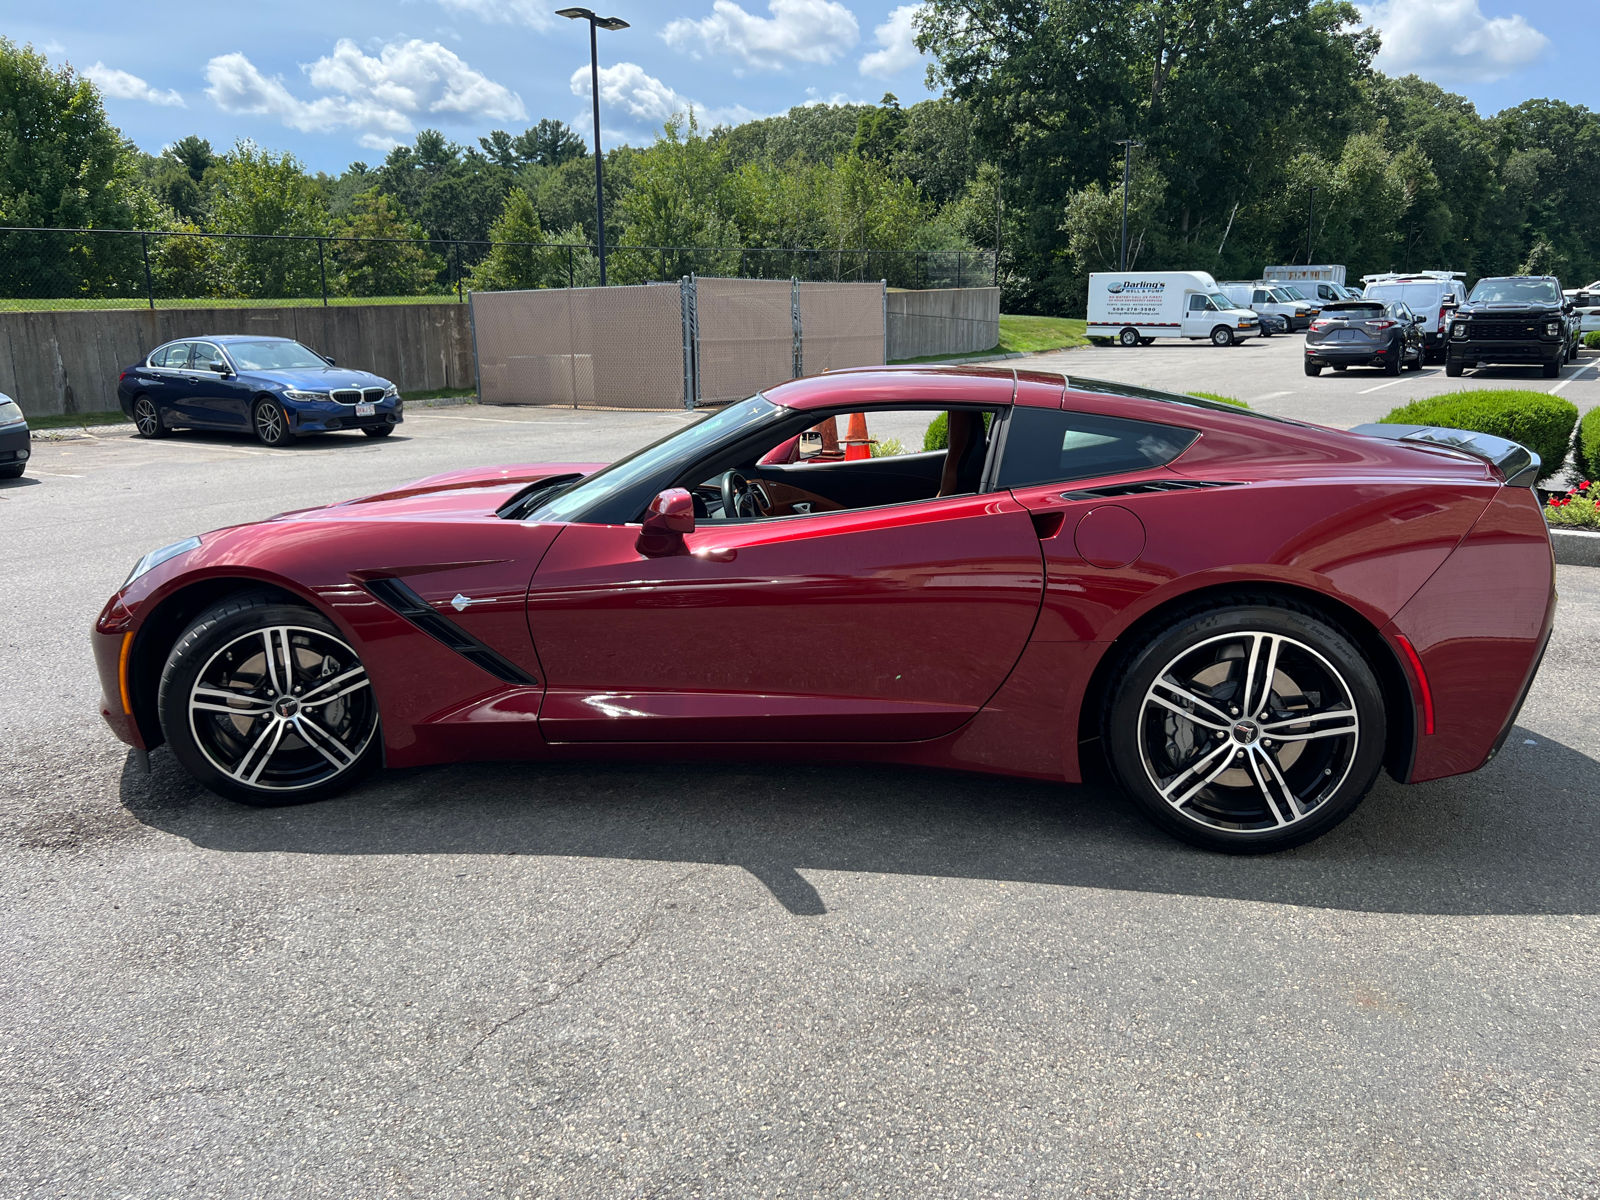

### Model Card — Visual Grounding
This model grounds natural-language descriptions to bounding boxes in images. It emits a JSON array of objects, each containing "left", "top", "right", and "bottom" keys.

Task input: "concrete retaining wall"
[
  {"left": 0, "top": 304, "right": 475, "bottom": 417},
  {"left": 886, "top": 287, "right": 1000, "bottom": 361}
]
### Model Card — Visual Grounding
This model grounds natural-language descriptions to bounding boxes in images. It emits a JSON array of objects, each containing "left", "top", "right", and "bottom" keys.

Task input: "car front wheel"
[
  {"left": 1102, "top": 597, "right": 1386, "bottom": 853},
  {"left": 157, "top": 595, "right": 381, "bottom": 806},
  {"left": 362, "top": 424, "right": 395, "bottom": 438},
  {"left": 253, "top": 398, "right": 296, "bottom": 446},
  {"left": 1211, "top": 327, "right": 1234, "bottom": 347}
]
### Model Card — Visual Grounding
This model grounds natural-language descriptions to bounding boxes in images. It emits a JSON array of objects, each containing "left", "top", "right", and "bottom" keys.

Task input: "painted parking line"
[
  {"left": 1357, "top": 377, "right": 1410, "bottom": 395},
  {"left": 1549, "top": 365, "right": 1597, "bottom": 394}
]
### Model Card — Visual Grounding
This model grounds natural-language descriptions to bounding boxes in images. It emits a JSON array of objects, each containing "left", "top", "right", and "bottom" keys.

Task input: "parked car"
[
  {"left": 1271, "top": 283, "right": 1324, "bottom": 318},
  {"left": 1304, "top": 299, "right": 1426, "bottom": 375},
  {"left": 94, "top": 365, "right": 1554, "bottom": 855},
  {"left": 1218, "top": 282, "right": 1314, "bottom": 333},
  {"left": 1087, "top": 270, "right": 1260, "bottom": 346},
  {"left": 0, "top": 393, "right": 29, "bottom": 479},
  {"left": 1445, "top": 276, "right": 1578, "bottom": 378},
  {"left": 1565, "top": 282, "right": 1600, "bottom": 339},
  {"left": 1361, "top": 272, "right": 1467, "bottom": 362},
  {"left": 116, "top": 336, "right": 404, "bottom": 447}
]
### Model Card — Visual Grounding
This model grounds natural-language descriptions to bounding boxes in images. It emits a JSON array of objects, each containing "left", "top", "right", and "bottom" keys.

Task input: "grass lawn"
[
  {"left": 404, "top": 387, "right": 477, "bottom": 404},
  {"left": 889, "top": 314, "right": 1090, "bottom": 365},
  {"left": 27, "top": 410, "right": 130, "bottom": 429}
]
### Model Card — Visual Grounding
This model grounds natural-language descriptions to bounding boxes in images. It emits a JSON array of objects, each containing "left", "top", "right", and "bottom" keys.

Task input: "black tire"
[
  {"left": 1445, "top": 359, "right": 1464, "bottom": 377},
  {"left": 1259, "top": 321, "right": 1273, "bottom": 338},
  {"left": 1304, "top": 361, "right": 1322, "bottom": 376},
  {"left": 1211, "top": 327, "right": 1234, "bottom": 347},
  {"left": 1543, "top": 360, "right": 1561, "bottom": 379},
  {"left": 1101, "top": 596, "right": 1386, "bottom": 853},
  {"left": 0, "top": 462, "right": 23, "bottom": 479},
  {"left": 362, "top": 424, "right": 395, "bottom": 438},
  {"left": 157, "top": 595, "right": 380, "bottom": 807},
  {"left": 252, "top": 397, "right": 296, "bottom": 446},
  {"left": 1139, "top": 337, "right": 1155, "bottom": 346},
  {"left": 1384, "top": 347, "right": 1402, "bottom": 375},
  {"left": 132, "top": 394, "right": 168, "bottom": 439},
  {"left": 1119, "top": 327, "right": 1141, "bottom": 347},
  {"left": 1406, "top": 344, "right": 1423, "bottom": 371}
]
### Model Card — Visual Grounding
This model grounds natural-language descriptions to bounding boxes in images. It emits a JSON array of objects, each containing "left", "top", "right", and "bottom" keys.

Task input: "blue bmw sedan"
[{"left": 116, "top": 336, "right": 404, "bottom": 447}]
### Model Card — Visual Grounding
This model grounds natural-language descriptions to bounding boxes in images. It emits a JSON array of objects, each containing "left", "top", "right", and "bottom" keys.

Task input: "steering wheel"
[{"left": 719, "top": 470, "right": 761, "bottom": 518}]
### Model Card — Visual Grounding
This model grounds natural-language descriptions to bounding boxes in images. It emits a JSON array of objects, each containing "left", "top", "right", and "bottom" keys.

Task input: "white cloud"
[
  {"left": 859, "top": 4, "right": 924, "bottom": 77},
  {"left": 85, "top": 62, "right": 185, "bottom": 106},
  {"left": 431, "top": 0, "right": 554, "bottom": 31},
  {"left": 663, "top": 0, "right": 859, "bottom": 70},
  {"left": 1363, "top": 0, "right": 1548, "bottom": 82},
  {"left": 570, "top": 61, "right": 767, "bottom": 133},
  {"left": 205, "top": 40, "right": 526, "bottom": 145}
]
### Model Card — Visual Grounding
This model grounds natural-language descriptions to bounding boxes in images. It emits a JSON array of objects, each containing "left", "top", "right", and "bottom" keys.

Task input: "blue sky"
[{"left": 11, "top": 0, "right": 1597, "bottom": 174}]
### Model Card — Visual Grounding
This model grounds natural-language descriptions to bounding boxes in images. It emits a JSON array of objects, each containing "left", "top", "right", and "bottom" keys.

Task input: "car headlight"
[
  {"left": 123, "top": 536, "right": 201, "bottom": 587},
  {"left": 1451, "top": 323, "right": 1468, "bottom": 339},
  {"left": 1545, "top": 321, "right": 1561, "bottom": 337},
  {"left": 0, "top": 397, "right": 23, "bottom": 428},
  {"left": 284, "top": 389, "right": 330, "bottom": 402},
  {"left": 382, "top": 384, "right": 399, "bottom": 399}
]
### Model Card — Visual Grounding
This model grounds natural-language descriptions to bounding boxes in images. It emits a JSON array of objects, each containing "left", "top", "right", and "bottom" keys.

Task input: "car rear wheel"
[
  {"left": 158, "top": 595, "right": 380, "bottom": 806},
  {"left": 1102, "top": 598, "right": 1386, "bottom": 853},
  {"left": 363, "top": 424, "right": 395, "bottom": 438},
  {"left": 1406, "top": 344, "right": 1423, "bottom": 371},
  {"left": 1118, "top": 328, "right": 1141, "bottom": 347},
  {"left": 132, "top": 395, "right": 168, "bottom": 439},
  {"left": 253, "top": 398, "right": 295, "bottom": 447},
  {"left": 1384, "top": 348, "right": 1402, "bottom": 375},
  {"left": 1304, "top": 361, "right": 1322, "bottom": 376},
  {"left": 1211, "top": 327, "right": 1234, "bottom": 347}
]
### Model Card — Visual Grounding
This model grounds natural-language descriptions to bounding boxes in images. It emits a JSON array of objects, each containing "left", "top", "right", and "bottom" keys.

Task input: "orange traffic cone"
[{"left": 842, "top": 411, "right": 872, "bottom": 460}]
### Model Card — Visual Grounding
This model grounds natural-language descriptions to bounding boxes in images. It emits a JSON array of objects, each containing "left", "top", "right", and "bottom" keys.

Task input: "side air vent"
[
  {"left": 1059, "top": 479, "right": 1243, "bottom": 502},
  {"left": 364, "top": 576, "right": 539, "bottom": 686}
]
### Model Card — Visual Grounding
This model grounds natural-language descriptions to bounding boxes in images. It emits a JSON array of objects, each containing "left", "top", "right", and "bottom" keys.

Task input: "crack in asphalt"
[{"left": 460, "top": 868, "right": 708, "bottom": 1064}]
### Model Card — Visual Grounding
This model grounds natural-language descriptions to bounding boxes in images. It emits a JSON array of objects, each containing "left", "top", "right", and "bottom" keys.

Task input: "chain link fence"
[{"left": 0, "top": 226, "right": 996, "bottom": 311}]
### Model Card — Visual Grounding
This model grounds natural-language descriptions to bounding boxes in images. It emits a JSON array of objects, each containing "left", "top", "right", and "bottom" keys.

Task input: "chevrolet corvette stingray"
[{"left": 94, "top": 366, "right": 1555, "bottom": 853}]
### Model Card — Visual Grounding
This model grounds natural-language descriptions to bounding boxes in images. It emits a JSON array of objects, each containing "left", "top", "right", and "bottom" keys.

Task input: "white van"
[
  {"left": 1360, "top": 272, "right": 1466, "bottom": 362},
  {"left": 1263, "top": 265, "right": 1348, "bottom": 305},
  {"left": 1218, "top": 281, "right": 1315, "bottom": 333},
  {"left": 1087, "top": 271, "right": 1260, "bottom": 347}
]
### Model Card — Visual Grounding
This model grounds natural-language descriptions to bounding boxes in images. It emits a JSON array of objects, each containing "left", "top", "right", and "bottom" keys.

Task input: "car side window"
[
  {"left": 150, "top": 344, "right": 182, "bottom": 368},
  {"left": 1253, "top": 290, "right": 1269, "bottom": 303},
  {"left": 192, "top": 342, "right": 222, "bottom": 370},
  {"left": 996, "top": 408, "right": 1199, "bottom": 489},
  {"left": 1188, "top": 295, "right": 1207, "bottom": 312}
]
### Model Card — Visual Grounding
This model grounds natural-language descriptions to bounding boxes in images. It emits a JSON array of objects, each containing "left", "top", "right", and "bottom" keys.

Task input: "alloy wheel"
[
  {"left": 254, "top": 401, "right": 287, "bottom": 445},
  {"left": 133, "top": 396, "right": 163, "bottom": 438},
  {"left": 187, "top": 625, "right": 376, "bottom": 792},
  {"left": 1135, "top": 630, "right": 1359, "bottom": 835}
]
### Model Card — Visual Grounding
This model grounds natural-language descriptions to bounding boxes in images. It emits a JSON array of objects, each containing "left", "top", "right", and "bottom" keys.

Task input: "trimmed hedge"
[
  {"left": 1379, "top": 390, "right": 1578, "bottom": 481},
  {"left": 1576, "top": 405, "right": 1600, "bottom": 481},
  {"left": 1585, "top": 331, "right": 1600, "bottom": 349}
]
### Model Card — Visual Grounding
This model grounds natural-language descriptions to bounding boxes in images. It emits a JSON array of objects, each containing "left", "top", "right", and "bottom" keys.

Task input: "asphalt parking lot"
[{"left": 5, "top": 336, "right": 1600, "bottom": 1198}]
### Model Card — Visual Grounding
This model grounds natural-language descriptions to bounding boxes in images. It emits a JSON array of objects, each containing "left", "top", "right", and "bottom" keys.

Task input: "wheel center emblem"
[
  {"left": 1232, "top": 720, "right": 1260, "bottom": 744},
  {"left": 274, "top": 696, "right": 300, "bottom": 718}
]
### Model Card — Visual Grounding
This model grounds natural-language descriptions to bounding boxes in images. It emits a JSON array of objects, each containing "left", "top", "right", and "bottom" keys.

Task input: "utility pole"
[
  {"left": 1306, "top": 186, "right": 1317, "bottom": 265},
  {"left": 1115, "top": 139, "right": 1144, "bottom": 272},
  {"left": 557, "top": 7, "right": 629, "bottom": 286}
]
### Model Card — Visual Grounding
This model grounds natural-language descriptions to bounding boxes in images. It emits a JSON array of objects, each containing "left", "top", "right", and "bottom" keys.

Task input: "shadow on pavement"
[{"left": 121, "top": 729, "right": 1600, "bottom": 917}]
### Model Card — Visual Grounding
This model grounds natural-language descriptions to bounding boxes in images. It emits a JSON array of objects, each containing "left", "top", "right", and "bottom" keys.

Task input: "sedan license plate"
[{"left": 355, "top": 402, "right": 376, "bottom": 416}]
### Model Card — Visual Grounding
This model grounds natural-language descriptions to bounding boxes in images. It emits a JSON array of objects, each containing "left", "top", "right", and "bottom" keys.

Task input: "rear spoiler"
[{"left": 1349, "top": 423, "right": 1541, "bottom": 487}]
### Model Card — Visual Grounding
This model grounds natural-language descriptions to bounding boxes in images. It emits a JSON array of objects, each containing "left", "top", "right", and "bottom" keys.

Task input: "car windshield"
[
  {"left": 1326, "top": 303, "right": 1385, "bottom": 317},
  {"left": 226, "top": 340, "right": 331, "bottom": 370},
  {"left": 1207, "top": 293, "right": 1234, "bottom": 309},
  {"left": 1268, "top": 288, "right": 1296, "bottom": 303},
  {"left": 529, "top": 395, "right": 786, "bottom": 524},
  {"left": 1467, "top": 279, "right": 1562, "bottom": 305}
]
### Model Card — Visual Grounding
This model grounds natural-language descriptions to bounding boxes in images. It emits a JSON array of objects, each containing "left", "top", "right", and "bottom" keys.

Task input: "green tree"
[
  {"left": 617, "top": 111, "right": 741, "bottom": 279},
  {"left": 465, "top": 188, "right": 592, "bottom": 290},
  {"left": 332, "top": 189, "right": 440, "bottom": 296},
  {"left": 207, "top": 140, "right": 329, "bottom": 298},
  {"left": 853, "top": 94, "right": 909, "bottom": 162},
  {"left": 515, "top": 119, "right": 587, "bottom": 166},
  {"left": 0, "top": 38, "right": 161, "bottom": 299}
]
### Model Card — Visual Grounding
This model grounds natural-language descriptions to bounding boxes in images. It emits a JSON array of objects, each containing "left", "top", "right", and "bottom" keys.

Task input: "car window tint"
[
  {"left": 226, "top": 340, "right": 331, "bottom": 370},
  {"left": 193, "top": 342, "right": 222, "bottom": 369},
  {"left": 1188, "top": 295, "right": 1207, "bottom": 312},
  {"left": 151, "top": 344, "right": 184, "bottom": 368},
  {"left": 997, "top": 407, "right": 1198, "bottom": 488},
  {"left": 1253, "top": 290, "right": 1269, "bottom": 303}
]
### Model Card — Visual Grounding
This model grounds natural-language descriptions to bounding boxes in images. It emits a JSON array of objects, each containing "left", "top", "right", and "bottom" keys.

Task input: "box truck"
[
  {"left": 1263, "top": 264, "right": 1347, "bottom": 304},
  {"left": 1087, "top": 271, "right": 1261, "bottom": 347}
]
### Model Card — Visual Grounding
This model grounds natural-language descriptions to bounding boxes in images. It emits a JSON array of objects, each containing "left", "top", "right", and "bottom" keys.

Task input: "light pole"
[
  {"left": 1115, "top": 139, "right": 1143, "bottom": 272},
  {"left": 1305, "top": 185, "right": 1317, "bottom": 265},
  {"left": 557, "top": 7, "right": 629, "bottom": 286}
]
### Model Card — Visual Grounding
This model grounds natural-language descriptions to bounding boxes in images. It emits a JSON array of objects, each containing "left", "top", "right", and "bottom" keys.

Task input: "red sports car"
[{"left": 93, "top": 367, "right": 1555, "bottom": 853}]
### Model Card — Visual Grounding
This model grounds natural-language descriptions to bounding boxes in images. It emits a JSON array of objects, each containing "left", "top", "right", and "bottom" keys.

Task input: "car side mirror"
[
  {"left": 1413, "top": 313, "right": 1426, "bottom": 324},
  {"left": 636, "top": 488, "right": 695, "bottom": 557},
  {"left": 209, "top": 359, "right": 230, "bottom": 374}
]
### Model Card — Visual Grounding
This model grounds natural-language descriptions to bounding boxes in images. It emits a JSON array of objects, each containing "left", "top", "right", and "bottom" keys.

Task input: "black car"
[
  {"left": 1303, "top": 300, "right": 1425, "bottom": 376},
  {"left": 116, "top": 335, "right": 403, "bottom": 447},
  {"left": 1445, "top": 275, "right": 1578, "bottom": 379},
  {"left": 0, "top": 393, "right": 29, "bottom": 480}
]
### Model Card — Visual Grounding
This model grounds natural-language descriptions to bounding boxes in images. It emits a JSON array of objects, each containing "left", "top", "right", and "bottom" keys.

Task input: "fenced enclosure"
[
  {"left": 0, "top": 226, "right": 996, "bottom": 311},
  {"left": 471, "top": 277, "right": 887, "bottom": 410}
]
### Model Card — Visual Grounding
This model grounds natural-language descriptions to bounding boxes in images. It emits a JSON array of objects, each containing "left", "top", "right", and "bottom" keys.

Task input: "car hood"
[
  {"left": 271, "top": 463, "right": 604, "bottom": 522},
  {"left": 246, "top": 365, "right": 391, "bottom": 389}
]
